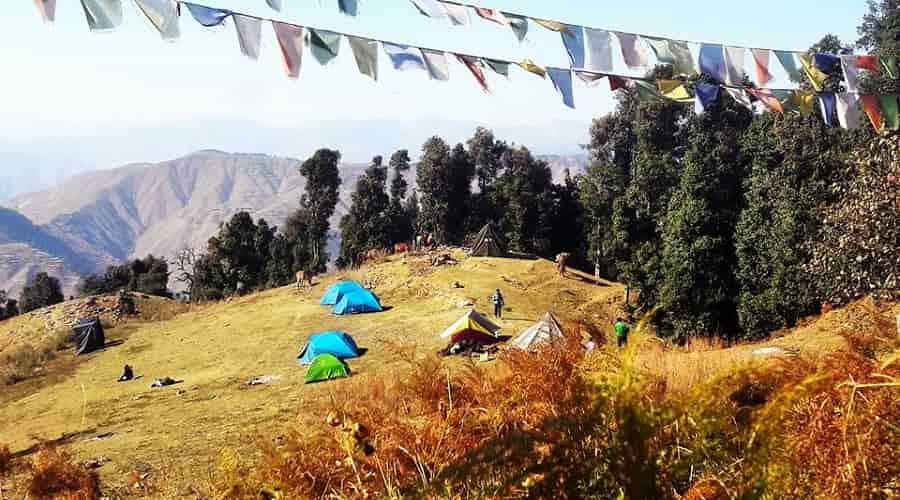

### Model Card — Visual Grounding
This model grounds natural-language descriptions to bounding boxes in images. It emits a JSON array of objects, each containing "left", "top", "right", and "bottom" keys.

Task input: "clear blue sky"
[{"left": 0, "top": 0, "right": 867, "bottom": 164}]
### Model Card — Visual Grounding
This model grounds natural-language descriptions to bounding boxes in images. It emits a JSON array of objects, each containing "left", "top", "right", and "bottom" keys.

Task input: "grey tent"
[
  {"left": 470, "top": 224, "right": 507, "bottom": 257},
  {"left": 73, "top": 317, "right": 105, "bottom": 355},
  {"left": 510, "top": 312, "right": 566, "bottom": 350}
]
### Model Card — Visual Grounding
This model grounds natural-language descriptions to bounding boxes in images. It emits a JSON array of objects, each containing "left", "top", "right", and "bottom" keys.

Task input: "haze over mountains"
[{"left": 0, "top": 149, "right": 587, "bottom": 297}]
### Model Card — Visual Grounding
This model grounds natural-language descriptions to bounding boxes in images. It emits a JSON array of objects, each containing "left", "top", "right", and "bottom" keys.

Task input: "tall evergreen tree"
[
  {"left": 416, "top": 138, "right": 474, "bottom": 245},
  {"left": 339, "top": 156, "right": 391, "bottom": 267},
  {"left": 19, "top": 272, "right": 64, "bottom": 313},
  {"left": 466, "top": 128, "right": 508, "bottom": 232},
  {"left": 388, "top": 149, "right": 414, "bottom": 244},
  {"left": 298, "top": 149, "right": 342, "bottom": 272},
  {"left": 494, "top": 147, "right": 554, "bottom": 254}
]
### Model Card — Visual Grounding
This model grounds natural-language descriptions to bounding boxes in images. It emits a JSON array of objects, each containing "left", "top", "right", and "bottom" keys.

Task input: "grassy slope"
[{"left": 0, "top": 252, "right": 625, "bottom": 485}]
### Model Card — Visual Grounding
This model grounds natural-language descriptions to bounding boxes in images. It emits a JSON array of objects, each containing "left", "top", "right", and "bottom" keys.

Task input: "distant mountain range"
[{"left": 0, "top": 150, "right": 587, "bottom": 297}]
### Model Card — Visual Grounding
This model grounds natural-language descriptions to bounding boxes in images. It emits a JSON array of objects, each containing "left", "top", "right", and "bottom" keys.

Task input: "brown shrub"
[
  {"left": 27, "top": 447, "right": 101, "bottom": 500},
  {"left": 0, "top": 444, "right": 13, "bottom": 477}
]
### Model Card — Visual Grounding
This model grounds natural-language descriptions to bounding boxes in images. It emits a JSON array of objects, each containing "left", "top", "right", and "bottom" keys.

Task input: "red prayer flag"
[
  {"left": 860, "top": 94, "right": 884, "bottom": 131},
  {"left": 456, "top": 55, "right": 490, "bottom": 93},
  {"left": 856, "top": 55, "right": 880, "bottom": 72},
  {"left": 608, "top": 76, "right": 629, "bottom": 91}
]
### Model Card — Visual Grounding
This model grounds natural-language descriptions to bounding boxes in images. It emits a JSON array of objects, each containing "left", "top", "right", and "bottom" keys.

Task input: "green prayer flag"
[
  {"left": 879, "top": 95, "right": 899, "bottom": 130},
  {"left": 882, "top": 57, "right": 899, "bottom": 79},
  {"left": 505, "top": 13, "right": 528, "bottom": 42},
  {"left": 634, "top": 80, "right": 661, "bottom": 101},
  {"left": 309, "top": 29, "right": 341, "bottom": 66},
  {"left": 645, "top": 37, "right": 696, "bottom": 76},
  {"left": 485, "top": 59, "right": 510, "bottom": 77},
  {"left": 348, "top": 36, "right": 377, "bottom": 81},
  {"left": 775, "top": 50, "right": 803, "bottom": 83}
]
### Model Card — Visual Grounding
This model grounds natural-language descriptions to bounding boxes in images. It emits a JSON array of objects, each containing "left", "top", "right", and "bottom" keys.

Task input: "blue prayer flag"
[
  {"left": 547, "top": 68, "right": 575, "bottom": 108},
  {"left": 184, "top": 2, "right": 230, "bottom": 27},
  {"left": 561, "top": 25, "right": 586, "bottom": 69}
]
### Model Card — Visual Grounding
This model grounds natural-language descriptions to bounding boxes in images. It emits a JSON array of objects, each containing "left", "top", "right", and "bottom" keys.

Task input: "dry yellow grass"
[{"left": 0, "top": 252, "right": 623, "bottom": 492}]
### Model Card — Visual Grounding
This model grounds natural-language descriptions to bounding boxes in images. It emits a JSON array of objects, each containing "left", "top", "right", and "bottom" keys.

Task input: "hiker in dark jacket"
[{"left": 491, "top": 289, "right": 505, "bottom": 319}]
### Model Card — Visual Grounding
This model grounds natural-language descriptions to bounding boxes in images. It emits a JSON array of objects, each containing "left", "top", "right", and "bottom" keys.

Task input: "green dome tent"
[
  {"left": 470, "top": 223, "right": 507, "bottom": 257},
  {"left": 305, "top": 353, "right": 350, "bottom": 384}
]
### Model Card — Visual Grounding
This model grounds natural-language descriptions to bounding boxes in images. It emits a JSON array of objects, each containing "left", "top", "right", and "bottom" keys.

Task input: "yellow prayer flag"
[
  {"left": 790, "top": 89, "right": 816, "bottom": 114},
  {"left": 518, "top": 58, "right": 546, "bottom": 78},
  {"left": 799, "top": 53, "right": 827, "bottom": 92},
  {"left": 657, "top": 80, "right": 693, "bottom": 103},
  {"left": 532, "top": 18, "right": 570, "bottom": 34}
]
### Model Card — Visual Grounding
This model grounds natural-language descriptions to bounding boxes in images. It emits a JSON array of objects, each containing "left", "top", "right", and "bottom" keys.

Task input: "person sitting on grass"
[{"left": 118, "top": 364, "right": 134, "bottom": 382}]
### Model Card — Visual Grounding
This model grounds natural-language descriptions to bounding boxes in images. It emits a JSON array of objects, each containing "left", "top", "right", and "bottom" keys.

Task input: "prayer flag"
[
  {"left": 818, "top": 92, "right": 836, "bottom": 126},
  {"left": 645, "top": 37, "right": 695, "bottom": 76},
  {"left": 309, "top": 29, "right": 341, "bottom": 66},
  {"left": 615, "top": 32, "right": 648, "bottom": 69},
  {"left": 383, "top": 43, "right": 426, "bottom": 71},
  {"left": 879, "top": 95, "right": 899, "bottom": 130},
  {"left": 266, "top": 0, "right": 282, "bottom": 11},
  {"left": 799, "top": 53, "right": 827, "bottom": 91},
  {"left": 184, "top": 3, "right": 230, "bottom": 27},
  {"left": 774, "top": 51, "right": 803, "bottom": 82},
  {"left": 547, "top": 68, "right": 575, "bottom": 108},
  {"left": 34, "top": 0, "right": 56, "bottom": 22},
  {"left": 751, "top": 49, "right": 773, "bottom": 85},
  {"left": 835, "top": 92, "right": 862, "bottom": 129},
  {"left": 723, "top": 46, "right": 745, "bottom": 85},
  {"left": 725, "top": 88, "right": 753, "bottom": 110},
  {"left": 562, "top": 25, "right": 586, "bottom": 69},
  {"left": 422, "top": 49, "right": 450, "bottom": 80},
  {"left": 518, "top": 59, "right": 546, "bottom": 78},
  {"left": 272, "top": 22, "right": 304, "bottom": 79},
  {"left": 789, "top": 89, "right": 817, "bottom": 114},
  {"left": 409, "top": 0, "right": 445, "bottom": 18},
  {"left": 694, "top": 83, "right": 719, "bottom": 115},
  {"left": 699, "top": 43, "right": 727, "bottom": 82},
  {"left": 747, "top": 87, "right": 784, "bottom": 113},
  {"left": 233, "top": 15, "right": 262, "bottom": 60},
  {"left": 609, "top": 75, "right": 629, "bottom": 91},
  {"left": 883, "top": 57, "right": 899, "bottom": 79},
  {"left": 485, "top": 59, "right": 510, "bottom": 77},
  {"left": 658, "top": 80, "right": 692, "bottom": 102},
  {"left": 338, "top": 0, "right": 358, "bottom": 16},
  {"left": 856, "top": 55, "right": 879, "bottom": 71},
  {"left": 585, "top": 29, "right": 613, "bottom": 73},
  {"left": 442, "top": 3, "right": 470, "bottom": 26},
  {"left": 505, "top": 14, "right": 529, "bottom": 42},
  {"left": 80, "top": 0, "right": 123, "bottom": 30},
  {"left": 841, "top": 55, "right": 861, "bottom": 92},
  {"left": 134, "top": 0, "right": 179, "bottom": 40},
  {"left": 860, "top": 94, "right": 884, "bottom": 131},
  {"left": 576, "top": 71, "right": 605, "bottom": 87},
  {"left": 533, "top": 18, "right": 568, "bottom": 33},
  {"left": 348, "top": 36, "right": 378, "bottom": 80},
  {"left": 813, "top": 53, "right": 841, "bottom": 73},
  {"left": 634, "top": 80, "right": 660, "bottom": 101},
  {"left": 457, "top": 55, "right": 490, "bottom": 93},
  {"left": 474, "top": 7, "right": 509, "bottom": 26}
]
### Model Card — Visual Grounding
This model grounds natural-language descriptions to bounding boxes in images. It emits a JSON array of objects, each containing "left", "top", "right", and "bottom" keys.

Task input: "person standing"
[
  {"left": 614, "top": 317, "right": 630, "bottom": 348},
  {"left": 491, "top": 288, "right": 505, "bottom": 319}
]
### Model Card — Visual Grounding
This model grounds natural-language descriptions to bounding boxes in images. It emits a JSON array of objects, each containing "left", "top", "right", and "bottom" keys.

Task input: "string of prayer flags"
[
  {"left": 34, "top": 0, "right": 57, "bottom": 22},
  {"left": 561, "top": 25, "right": 586, "bottom": 69},
  {"left": 860, "top": 94, "right": 884, "bottom": 132},
  {"left": 547, "top": 68, "right": 575, "bottom": 108},
  {"left": 134, "top": 0, "right": 179, "bottom": 40},
  {"left": 309, "top": 29, "right": 342, "bottom": 66},
  {"left": 348, "top": 36, "right": 378, "bottom": 80},
  {"left": 752, "top": 49, "right": 773, "bottom": 85},
  {"left": 585, "top": 29, "right": 614, "bottom": 73},
  {"left": 233, "top": 15, "right": 262, "bottom": 60},
  {"left": 518, "top": 59, "right": 546, "bottom": 78},
  {"left": 699, "top": 44, "right": 727, "bottom": 82},
  {"left": 841, "top": 55, "right": 880, "bottom": 93},
  {"left": 774, "top": 51, "right": 803, "bottom": 82},
  {"left": 383, "top": 43, "right": 427, "bottom": 72},
  {"left": 818, "top": 92, "right": 836, "bottom": 126},
  {"left": 265, "top": 0, "right": 281, "bottom": 12},
  {"left": 879, "top": 95, "right": 899, "bottom": 130},
  {"left": 723, "top": 46, "right": 745, "bottom": 85},
  {"left": 410, "top": 0, "right": 446, "bottom": 19},
  {"left": 836, "top": 93, "right": 862, "bottom": 129},
  {"left": 338, "top": 0, "right": 358, "bottom": 16},
  {"left": 272, "top": 22, "right": 304, "bottom": 79},
  {"left": 422, "top": 49, "right": 450, "bottom": 80},
  {"left": 506, "top": 14, "right": 529, "bottom": 42},
  {"left": 80, "top": 0, "right": 123, "bottom": 31},
  {"left": 658, "top": 80, "right": 693, "bottom": 103},
  {"left": 457, "top": 55, "right": 490, "bottom": 93},
  {"left": 694, "top": 83, "right": 720, "bottom": 115},
  {"left": 185, "top": 3, "right": 230, "bottom": 27},
  {"left": 615, "top": 32, "right": 649, "bottom": 69}
]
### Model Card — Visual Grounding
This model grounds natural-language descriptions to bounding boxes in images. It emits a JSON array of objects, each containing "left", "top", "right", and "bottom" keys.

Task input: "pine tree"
[
  {"left": 339, "top": 156, "right": 391, "bottom": 267},
  {"left": 388, "top": 150, "right": 414, "bottom": 245},
  {"left": 19, "top": 272, "right": 64, "bottom": 313},
  {"left": 299, "top": 149, "right": 342, "bottom": 272},
  {"left": 494, "top": 146, "right": 554, "bottom": 254},
  {"left": 416, "top": 137, "right": 474, "bottom": 245}
]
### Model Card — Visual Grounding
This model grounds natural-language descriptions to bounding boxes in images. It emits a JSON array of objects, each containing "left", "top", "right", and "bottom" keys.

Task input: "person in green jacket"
[{"left": 614, "top": 317, "right": 630, "bottom": 348}]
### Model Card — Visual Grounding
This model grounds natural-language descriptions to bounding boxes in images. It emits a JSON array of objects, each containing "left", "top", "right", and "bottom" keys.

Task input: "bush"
[
  {"left": 27, "top": 447, "right": 100, "bottom": 500},
  {"left": 19, "top": 272, "right": 64, "bottom": 313},
  {"left": 1, "top": 329, "right": 71, "bottom": 385},
  {"left": 0, "top": 444, "right": 13, "bottom": 477}
]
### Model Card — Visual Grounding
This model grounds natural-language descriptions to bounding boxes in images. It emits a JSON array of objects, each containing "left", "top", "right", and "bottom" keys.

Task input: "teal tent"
[
  {"left": 298, "top": 331, "right": 361, "bottom": 365},
  {"left": 333, "top": 289, "right": 383, "bottom": 315},
  {"left": 320, "top": 281, "right": 366, "bottom": 305},
  {"left": 305, "top": 354, "right": 350, "bottom": 384}
]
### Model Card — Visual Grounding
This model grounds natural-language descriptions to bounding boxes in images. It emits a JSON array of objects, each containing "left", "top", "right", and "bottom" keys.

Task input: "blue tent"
[
  {"left": 333, "top": 289, "right": 383, "bottom": 315},
  {"left": 297, "top": 331, "right": 361, "bottom": 365},
  {"left": 319, "top": 281, "right": 366, "bottom": 305}
]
